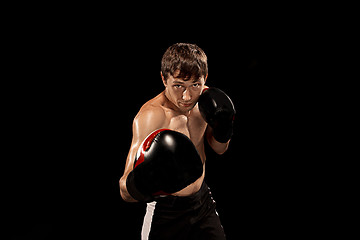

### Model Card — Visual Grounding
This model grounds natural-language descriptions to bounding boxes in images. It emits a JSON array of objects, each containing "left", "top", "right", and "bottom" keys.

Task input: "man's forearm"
[
  {"left": 206, "top": 127, "right": 229, "bottom": 155},
  {"left": 119, "top": 174, "right": 138, "bottom": 202}
]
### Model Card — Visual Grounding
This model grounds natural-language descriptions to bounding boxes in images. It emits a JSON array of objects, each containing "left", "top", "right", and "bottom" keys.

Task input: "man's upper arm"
[{"left": 123, "top": 107, "right": 165, "bottom": 176}]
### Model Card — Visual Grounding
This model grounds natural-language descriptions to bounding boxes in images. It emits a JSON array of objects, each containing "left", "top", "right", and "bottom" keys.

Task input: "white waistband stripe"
[{"left": 141, "top": 201, "right": 156, "bottom": 240}]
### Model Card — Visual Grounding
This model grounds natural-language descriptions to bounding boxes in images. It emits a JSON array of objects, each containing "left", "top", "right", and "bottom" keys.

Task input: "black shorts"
[{"left": 141, "top": 182, "right": 226, "bottom": 240}]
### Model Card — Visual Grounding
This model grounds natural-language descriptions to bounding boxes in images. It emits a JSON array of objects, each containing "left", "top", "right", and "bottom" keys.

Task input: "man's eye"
[
  {"left": 193, "top": 83, "right": 199, "bottom": 87},
  {"left": 174, "top": 85, "right": 182, "bottom": 88}
]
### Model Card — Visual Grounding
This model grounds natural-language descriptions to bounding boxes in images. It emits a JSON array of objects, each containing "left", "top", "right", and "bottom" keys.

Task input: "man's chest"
[{"left": 165, "top": 112, "right": 207, "bottom": 145}]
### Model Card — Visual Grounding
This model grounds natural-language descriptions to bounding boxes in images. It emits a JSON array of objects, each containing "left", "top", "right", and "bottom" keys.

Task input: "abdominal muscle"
[{"left": 171, "top": 165, "right": 205, "bottom": 196}]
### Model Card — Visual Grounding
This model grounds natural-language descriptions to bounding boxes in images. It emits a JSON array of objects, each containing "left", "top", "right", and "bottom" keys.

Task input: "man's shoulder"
[
  {"left": 134, "top": 93, "right": 167, "bottom": 126},
  {"left": 137, "top": 103, "right": 165, "bottom": 119}
]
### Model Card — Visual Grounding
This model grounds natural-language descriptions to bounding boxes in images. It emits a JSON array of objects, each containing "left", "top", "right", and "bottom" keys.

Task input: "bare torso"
[{"left": 137, "top": 91, "right": 208, "bottom": 196}]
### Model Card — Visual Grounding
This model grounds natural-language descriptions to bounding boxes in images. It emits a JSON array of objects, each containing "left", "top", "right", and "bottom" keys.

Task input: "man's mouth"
[{"left": 180, "top": 102, "right": 192, "bottom": 107}]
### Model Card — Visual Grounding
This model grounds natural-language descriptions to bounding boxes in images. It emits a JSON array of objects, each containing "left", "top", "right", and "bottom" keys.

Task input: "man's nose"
[{"left": 182, "top": 88, "right": 191, "bottom": 101}]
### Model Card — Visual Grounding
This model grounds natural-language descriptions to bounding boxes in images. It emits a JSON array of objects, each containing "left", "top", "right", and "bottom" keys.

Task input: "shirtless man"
[{"left": 119, "top": 43, "right": 235, "bottom": 240}]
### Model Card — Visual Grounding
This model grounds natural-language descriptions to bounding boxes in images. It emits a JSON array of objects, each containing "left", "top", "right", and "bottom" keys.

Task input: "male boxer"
[{"left": 119, "top": 43, "right": 235, "bottom": 240}]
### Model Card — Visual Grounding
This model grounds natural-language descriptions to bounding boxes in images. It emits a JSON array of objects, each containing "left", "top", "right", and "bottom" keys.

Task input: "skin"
[{"left": 119, "top": 70, "right": 230, "bottom": 202}]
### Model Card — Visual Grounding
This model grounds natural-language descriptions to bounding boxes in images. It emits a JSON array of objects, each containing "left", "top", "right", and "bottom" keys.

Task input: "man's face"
[{"left": 162, "top": 70, "right": 206, "bottom": 112}]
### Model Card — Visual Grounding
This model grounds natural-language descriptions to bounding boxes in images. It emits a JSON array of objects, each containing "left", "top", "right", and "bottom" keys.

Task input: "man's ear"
[
  {"left": 161, "top": 71, "right": 167, "bottom": 87},
  {"left": 204, "top": 74, "right": 208, "bottom": 83}
]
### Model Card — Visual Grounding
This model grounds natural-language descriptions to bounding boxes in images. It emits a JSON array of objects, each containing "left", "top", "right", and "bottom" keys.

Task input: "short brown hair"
[{"left": 161, "top": 43, "right": 208, "bottom": 81}]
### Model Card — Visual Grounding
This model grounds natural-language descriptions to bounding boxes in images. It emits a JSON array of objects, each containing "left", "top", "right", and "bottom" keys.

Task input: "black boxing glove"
[
  {"left": 126, "top": 129, "right": 203, "bottom": 202},
  {"left": 198, "top": 87, "right": 236, "bottom": 143}
]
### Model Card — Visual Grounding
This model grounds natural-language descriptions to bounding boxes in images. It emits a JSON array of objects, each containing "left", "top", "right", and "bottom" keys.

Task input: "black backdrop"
[{"left": 8, "top": 13, "right": 319, "bottom": 239}]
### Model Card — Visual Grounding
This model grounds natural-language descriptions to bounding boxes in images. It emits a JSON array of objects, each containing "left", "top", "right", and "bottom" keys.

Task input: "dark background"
[{"left": 7, "top": 8, "right": 324, "bottom": 239}]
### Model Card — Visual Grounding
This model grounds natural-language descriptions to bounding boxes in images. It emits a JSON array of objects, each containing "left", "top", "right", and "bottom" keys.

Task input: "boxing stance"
[{"left": 119, "top": 43, "right": 235, "bottom": 240}]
